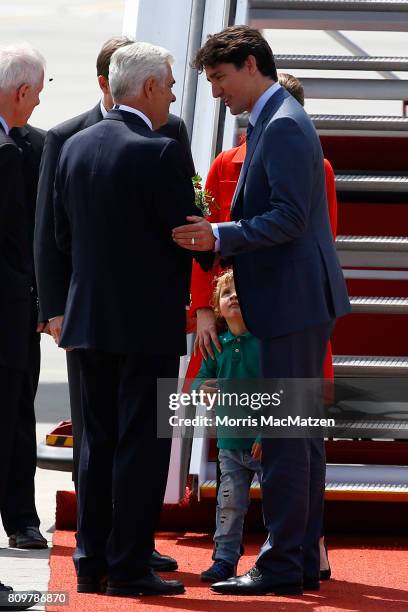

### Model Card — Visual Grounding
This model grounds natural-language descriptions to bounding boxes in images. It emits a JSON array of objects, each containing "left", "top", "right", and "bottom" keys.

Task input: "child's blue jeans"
[{"left": 214, "top": 448, "right": 262, "bottom": 565}]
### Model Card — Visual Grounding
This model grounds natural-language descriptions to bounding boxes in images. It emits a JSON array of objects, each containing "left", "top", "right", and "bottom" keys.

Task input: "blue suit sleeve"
[{"left": 218, "top": 117, "right": 315, "bottom": 257}]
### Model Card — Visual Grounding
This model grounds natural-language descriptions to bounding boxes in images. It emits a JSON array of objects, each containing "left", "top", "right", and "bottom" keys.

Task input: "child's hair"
[
  {"left": 278, "top": 72, "right": 305, "bottom": 107},
  {"left": 212, "top": 269, "right": 235, "bottom": 333}
]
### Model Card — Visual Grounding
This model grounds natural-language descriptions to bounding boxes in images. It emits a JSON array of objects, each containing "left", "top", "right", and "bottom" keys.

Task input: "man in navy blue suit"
[
  {"left": 173, "top": 25, "right": 350, "bottom": 596},
  {"left": 54, "top": 41, "right": 212, "bottom": 598}
]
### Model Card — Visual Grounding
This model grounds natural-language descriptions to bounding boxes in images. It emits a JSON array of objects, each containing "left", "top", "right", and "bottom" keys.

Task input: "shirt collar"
[
  {"left": 100, "top": 100, "right": 109, "bottom": 118},
  {"left": 249, "top": 81, "right": 281, "bottom": 129},
  {"left": 220, "top": 329, "right": 251, "bottom": 344},
  {"left": 0, "top": 115, "right": 10, "bottom": 135},
  {"left": 116, "top": 104, "right": 153, "bottom": 130}
]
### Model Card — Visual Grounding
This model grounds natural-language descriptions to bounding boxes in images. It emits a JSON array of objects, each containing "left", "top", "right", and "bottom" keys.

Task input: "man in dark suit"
[
  {"left": 0, "top": 124, "right": 48, "bottom": 551},
  {"left": 173, "top": 26, "right": 350, "bottom": 596},
  {"left": 34, "top": 36, "right": 193, "bottom": 572},
  {"left": 0, "top": 42, "right": 46, "bottom": 609},
  {"left": 53, "top": 41, "right": 212, "bottom": 597}
]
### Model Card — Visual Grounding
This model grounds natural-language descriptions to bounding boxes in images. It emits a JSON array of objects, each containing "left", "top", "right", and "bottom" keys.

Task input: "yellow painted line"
[
  {"left": 46, "top": 434, "right": 73, "bottom": 448},
  {"left": 200, "top": 485, "right": 262, "bottom": 500}
]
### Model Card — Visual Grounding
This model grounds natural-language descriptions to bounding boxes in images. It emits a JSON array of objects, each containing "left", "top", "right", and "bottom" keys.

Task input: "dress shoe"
[
  {"left": 201, "top": 560, "right": 236, "bottom": 583},
  {"left": 106, "top": 569, "right": 184, "bottom": 597},
  {"left": 149, "top": 549, "right": 178, "bottom": 572},
  {"left": 76, "top": 576, "right": 107, "bottom": 594},
  {"left": 0, "top": 582, "right": 40, "bottom": 610},
  {"left": 304, "top": 577, "right": 320, "bottom": 591},
  {"left": 8, "top": 527, "right": 47, "bottom": 550},
  {"left": 319, "top": 538, "right": 331, "bottom": 580},
  {"left": 211, "top": 566, "right": 303, "bottom": 596}
]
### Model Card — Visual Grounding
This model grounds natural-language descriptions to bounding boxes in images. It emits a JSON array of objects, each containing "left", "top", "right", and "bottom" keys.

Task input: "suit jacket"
[
  {"left": 54, "top": 110, "right": 211, "bottom": 356},
  {"left": 10, "top": 125, "right": 46, "bottom": 296},
  {"left": 0, "top": 127, "right": 32, "bottom": 369},
  {"left": 34, "top": 104, "right": 194, "bottom": 321},
  {"left": 217, "top": 88, "right": 350, "bottom": 339}
]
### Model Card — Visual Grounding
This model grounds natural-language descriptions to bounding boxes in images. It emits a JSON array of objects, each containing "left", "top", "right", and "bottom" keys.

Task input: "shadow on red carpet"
[{"left": 46, "top": 530, "right": 408, "bottom": 611}]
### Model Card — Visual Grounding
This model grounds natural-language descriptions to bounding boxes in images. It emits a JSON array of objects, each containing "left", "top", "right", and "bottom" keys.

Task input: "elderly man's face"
[
  {"left": 151, "top": 63, "right": 176, "bottom": 129},
  {"left": 15, "top": 72, "right": 44, "bottom": 126}
]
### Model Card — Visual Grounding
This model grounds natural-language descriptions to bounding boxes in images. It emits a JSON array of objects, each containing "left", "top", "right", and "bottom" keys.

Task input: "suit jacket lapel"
[{"left": 231, "top": 88, "right": 286, "bottom": 214}]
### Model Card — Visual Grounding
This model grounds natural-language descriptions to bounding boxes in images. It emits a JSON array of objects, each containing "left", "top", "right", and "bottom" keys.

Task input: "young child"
[{"left": 193, "top": 270, "right": 262, "bottom": 583}]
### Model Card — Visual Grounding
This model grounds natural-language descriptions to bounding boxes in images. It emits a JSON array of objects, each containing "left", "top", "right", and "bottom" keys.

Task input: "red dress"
[{"left": 186, "top": 143, "right": 337, "bottom": 381}]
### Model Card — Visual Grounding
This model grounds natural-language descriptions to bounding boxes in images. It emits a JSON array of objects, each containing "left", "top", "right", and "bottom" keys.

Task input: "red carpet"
[{"left": 47, "top": 530, "right": 408, "bottom": 611}]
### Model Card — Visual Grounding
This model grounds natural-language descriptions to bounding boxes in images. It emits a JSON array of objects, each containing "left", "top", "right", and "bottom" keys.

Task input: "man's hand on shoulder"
[{"left": 172, "top": 216, "right": 216, "bottom": 251}]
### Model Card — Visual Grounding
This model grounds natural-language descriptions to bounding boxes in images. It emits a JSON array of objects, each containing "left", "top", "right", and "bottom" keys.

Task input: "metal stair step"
[
  {"left": 303, "top": 78, "right": 408, "bottom": 100},
  {"left": 325, "top": 464, "right": 408, "bottom": 501},
  {"left": 239, "top": 114, "right": 408, "bottom": 134},
  {"left": 275, "top": 53, "right": 408, "bottom": 71},
  {"left": 336, "top": 235, "right": 408, "bottom": 267},
  {"left": 250, "top": 0, "right": 408, "bottom": 10},
  {"left": 249, "top": 0, "right": 408, "bottom": 32},
  {"left": 336, "top": 175, "right": 408, "bottom": 193},
  {"left": 311, "top": 114, "right": 408, "bottom": 133},
  {"left": 336, "top": 235, "right": 408, "bottom": 251},
  {"left": 200, "top": 464, "right": 408, "bottom": 501},
  {"left": 333, "top": 355, "right": 408, "bottom": 376},
  {"left": 331, "top": 418, "right": 408, "bottom": 439},
  {"left": 350, "top": 296, "right": 408, "bottom": 314}
]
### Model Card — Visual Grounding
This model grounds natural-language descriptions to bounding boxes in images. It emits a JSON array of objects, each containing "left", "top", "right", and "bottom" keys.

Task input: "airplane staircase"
[{"left": 189, "top": 0, "right": 408, "bottom": 511}]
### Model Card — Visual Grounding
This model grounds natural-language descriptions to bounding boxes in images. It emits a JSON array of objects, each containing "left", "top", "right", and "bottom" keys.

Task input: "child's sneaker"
[{"left": 200, "top": 560, "right": 236, "bottom": 583}]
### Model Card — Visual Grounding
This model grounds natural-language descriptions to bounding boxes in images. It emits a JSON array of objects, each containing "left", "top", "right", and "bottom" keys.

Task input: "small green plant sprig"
[{"left": 192, "top": 174, "right": 218, "bottom": 217}]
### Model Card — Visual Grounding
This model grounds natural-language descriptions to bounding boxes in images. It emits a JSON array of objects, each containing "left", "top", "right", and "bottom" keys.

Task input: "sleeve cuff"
[{"left": 211, "top": 223, "right": 220, "bottom": 252}]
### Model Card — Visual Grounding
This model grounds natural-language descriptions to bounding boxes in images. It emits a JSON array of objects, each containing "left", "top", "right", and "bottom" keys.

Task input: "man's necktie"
[{"left": 246, "top": 121, "right": 254, "bottom": 141}]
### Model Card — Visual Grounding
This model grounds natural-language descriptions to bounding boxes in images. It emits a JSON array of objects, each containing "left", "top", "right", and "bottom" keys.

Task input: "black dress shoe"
[
  {"left": 106, "top": 569, "right": 184, "bottom": 597},
  {"left": 304, "top": 577, "right": 320, "bottom": 591},
  {"left": 8, "top": 527, "right": 48, "bottom": 550},
  {"left": 211, "top": 566, "right": 303, "bottom": 596},
  {"left": 0, "top": 583, "right": 41, "bottom": 610},
  {"left": 149, "top": 549, "right": 178, "bottom": 572},
  {"left": 77, "top": 576, "right": 107, "bottom": 593}
]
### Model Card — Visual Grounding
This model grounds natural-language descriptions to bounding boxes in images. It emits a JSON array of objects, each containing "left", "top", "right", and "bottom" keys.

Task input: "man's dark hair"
[
  {"left": 96, "top": 36, "right": 134, "bottom": 78},
  {"left": 192, "top": 25, "right": 277, "bottom": 80},
  {"left": 278, "top": 73, "right": 305, "bottom": 106}
]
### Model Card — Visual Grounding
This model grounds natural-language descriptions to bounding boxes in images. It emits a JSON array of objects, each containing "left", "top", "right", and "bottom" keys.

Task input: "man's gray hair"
[
  {"left": 0, "top": 43, "right": 45, "bottom": 91},
  {"left": 109, "top": 41, "right": 174, "bottom": 102}
]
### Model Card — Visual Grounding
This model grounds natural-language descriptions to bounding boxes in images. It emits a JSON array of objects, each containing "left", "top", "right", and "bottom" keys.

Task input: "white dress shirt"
[
  {"left": 100, "top": 100, "right": 109, "bottom": 118},
  {"left": 0, "top": 114, "right": 10, "bottom": 135},
  {"left": 116, "top": 104, "right": 153, "bottom": 130}
]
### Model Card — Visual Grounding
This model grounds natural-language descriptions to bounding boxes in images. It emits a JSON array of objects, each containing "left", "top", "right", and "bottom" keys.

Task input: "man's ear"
[
  {"left": 16, "top": 83, "right": 30, "bottom": 102},
  {"left": 143, "top": 77, "right": 156, "bottom": 99},
  {"left": 245, "top": 55, "right": 258, "bottom": 75},
  {"left": 98, "top": 75, "right": 110, "bottom": 94}
]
